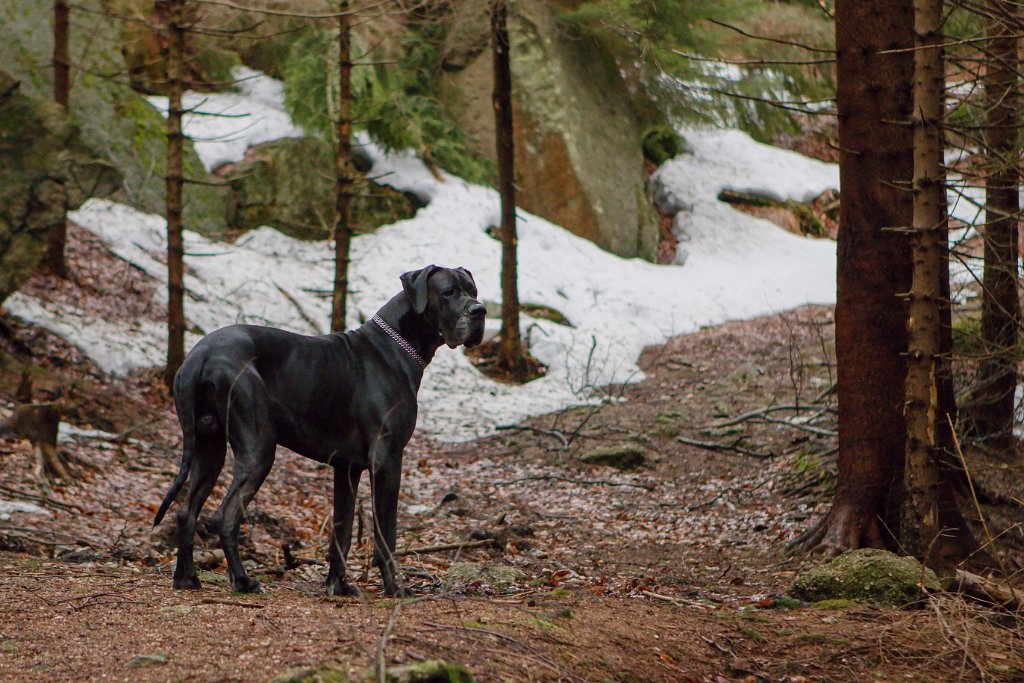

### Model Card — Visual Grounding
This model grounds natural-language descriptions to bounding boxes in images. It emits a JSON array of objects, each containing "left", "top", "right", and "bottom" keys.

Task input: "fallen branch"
[
  {"left": 0, "top": 483, "right": 84, "bottom": 514},
  {"left": 493, "top": 474, "right": 654, "bottom": 491},
  {"left": 495, "top": 424, "right": 568, "bottom": 450},
  {"left": 953, "top": 569, "right": 1022, "bottom": 612},
  {"left": 758, "top": 415, "right": 837, "bottom": 437},
  {"left": 395, "top": 539, "right": 496, "bottom": 557},
  {"left": 198, "top": 598, "right": 266, "bottom": 609},
  {"left": 708, "top": 404, "right": 834, "bottom": 429},
  {"left": 676, "top": 436, "right": 773, "bottom": 459}
]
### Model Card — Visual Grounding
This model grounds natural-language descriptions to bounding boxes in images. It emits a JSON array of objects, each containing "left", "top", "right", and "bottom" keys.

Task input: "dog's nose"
[{"left": 467, "top": 303, "right": 487, "bottom": 317}]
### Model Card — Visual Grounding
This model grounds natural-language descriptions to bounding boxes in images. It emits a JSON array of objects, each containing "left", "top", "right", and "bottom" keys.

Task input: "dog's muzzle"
[{"left": 450, "top": 302, "right": 486, "bottom": 348}]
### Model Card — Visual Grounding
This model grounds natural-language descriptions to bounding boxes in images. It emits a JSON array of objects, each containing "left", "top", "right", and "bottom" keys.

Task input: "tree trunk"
[
  {"left": 163, "top": 0, "right": 186, "bottom": 387},
  {"left": 330, "top": 0, "right": 353, "bottom": 334},
  {"left": 39, "top": 0, "right": 71, "bottom": 279},
  {"left": 492, "top": 0, "right": 522, "bottom": 373},
  {"left": 796, "top": 0, "right": 914, "bottom": 552},
  {"left": 969, "top": 1, "right": 1021, "bottom": 450},
  {"left": 901, "top": 0, "right": 950, "bottom": 564}
]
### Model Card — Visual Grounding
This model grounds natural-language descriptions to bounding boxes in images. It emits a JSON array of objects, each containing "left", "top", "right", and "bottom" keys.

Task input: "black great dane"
[{"left": 153, "top": 265, "right": 486, "bottom": 596}]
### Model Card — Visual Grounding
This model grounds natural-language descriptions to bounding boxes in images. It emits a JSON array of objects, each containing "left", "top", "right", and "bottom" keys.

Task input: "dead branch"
[
  {"left": 708, "top": 404, "right": 836, "bottom": 429},
  {"left": 275, "top": 284, "right": 324, "bottom": 335},
  {"left": 676, "top": 435, "right": 773, "bottom": 459},
  {"left": 493, "top": 474, "right": 654, "bottom": 491},
  {"left": 395, "top": 539, "right": 497, "bottom": 557},
  {"left": 953, "top": 570, "right": 1023, "bottom": 612},
  {"left": 198, "top": 598, "right": 266, "bottom": 609},
  {"left": 495, "top": 424, "right": 568, "bottom": 450},
  {"left": 0, "top": 483, "right": 84, "bottom": 514}
]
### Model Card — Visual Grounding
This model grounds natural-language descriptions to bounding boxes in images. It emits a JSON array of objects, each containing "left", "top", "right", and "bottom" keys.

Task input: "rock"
[
  {"left": 438, "top": 0, "right": 662, "bottom": 261},
  {"left": 270, "top": 660, "right": 474, "bottom": 683},
  {"left": 790, "top": 549, "right": 940, "bottom": 608},
  {"left": 0, "top": 1, "right": 224, "bottom": 238},
  {"left": 0, "top": 70, "right": 119, "bottom": 305},
  {"left": 580, "top": 444, "right": 646, "bottom": 470},
  {"left": 221, "top": 137, "right": 416, "bottom": 240},
  {"left": 126, "top": 653, "right": 167, "bottom": 667},
  {"left": 382, "top": 660, "right": 474, "bottom": 683}
]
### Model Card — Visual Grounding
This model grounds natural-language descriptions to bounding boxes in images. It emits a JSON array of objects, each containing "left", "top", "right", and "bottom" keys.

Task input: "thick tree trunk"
[
  {"left": 901, "top": 0, "right": 946, "bottom": 562},
  {"left": 330, "top": 0, "right": 353, "bottom": 334},
  {"left": 797, "top": 0, "right": 914, "bottom": 552},
  {"left": 969, "top": 1, "right": 1021, "bottom": 450},
  {"left": 39, "top": 0, "right": 71, "bottom": 279},
  {"left": 163, "top": 0, "right": 186, "bottom": 387},
  {"left": 492, "top": 0, "right": 522, "bottom": 373}
]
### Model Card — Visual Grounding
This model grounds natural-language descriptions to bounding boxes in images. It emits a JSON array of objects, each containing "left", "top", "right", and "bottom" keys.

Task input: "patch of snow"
[
  {"left": 2, "top": 73, "right": 843, "bottom": 442},
  {"left": 147, "top": 66, "right": 303, "bottom": 172},
  {"left": 58, "top": 423, "right": 120, "bottom": 444},
  {"left": 0, "top": 500, "right": 51, "bottom": 521}
]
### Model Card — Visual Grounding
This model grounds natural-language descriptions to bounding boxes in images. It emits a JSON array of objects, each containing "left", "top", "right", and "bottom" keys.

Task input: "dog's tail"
[{"left": 153, "top": 362, "right": 198, "bottom": 528}]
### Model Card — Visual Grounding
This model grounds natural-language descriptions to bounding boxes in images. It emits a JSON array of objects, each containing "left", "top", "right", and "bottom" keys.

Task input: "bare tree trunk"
[
  {"left": 330, "top": 0, "right": 353, "bottom": 334},
  {"left": 39, "top": 0, "right": 71, "bottom": 279},
  {"left": 901, "top": 0, "right": 949, "bottom": 564},
  {"left": 492, "top": 0, "right": 522, "bottom": 373},
  {"left": 164, "top": 0, "right": 186, "bottom": 387},
  {"left": 796, "top": 0, "right": 914, "bottom": 552},
  {"left": 969, "top": 1, "right": 1021, "bottom": 450}
]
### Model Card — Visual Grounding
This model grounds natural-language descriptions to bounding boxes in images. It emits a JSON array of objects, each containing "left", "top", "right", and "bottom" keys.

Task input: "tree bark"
[
  {"left": 39, "top": 0, "right": 71, "bottom": 279},
  {"left": 797, "top": 0, "right": 914, "bottom": 552},
  {"left": 492, "top": 0, "right": 522, "bottom": 373},
  {"left": 330, "top": 0, "right": 353, "bottom": 334},
  {"left": 901, "top": 0, "right": 952, "bottom": 565},
  {"left": 969, "top": 1, "right": 1021, "bottom": 450},
  {"left": 163, "top": 0, "right": 186, "bottom": 387}
]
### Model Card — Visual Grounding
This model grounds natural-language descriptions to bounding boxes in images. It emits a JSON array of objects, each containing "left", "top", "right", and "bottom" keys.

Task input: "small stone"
[
  {"left": 126, "top": 653, "right": 167, "bottom": 667},
  {"left": 790, "top": 549, "right": 940, "bottom": 608}
]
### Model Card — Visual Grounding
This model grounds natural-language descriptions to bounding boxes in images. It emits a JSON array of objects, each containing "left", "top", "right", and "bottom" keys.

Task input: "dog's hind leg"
[
  {"left": 172, "top": 429, "right": 226, "bottom": 589},
  {"left": 326, "top": 462, "right": 362, "bottom": 596},
  {"left": 212, "top": 370, "right": 275, "bottom": 594}
]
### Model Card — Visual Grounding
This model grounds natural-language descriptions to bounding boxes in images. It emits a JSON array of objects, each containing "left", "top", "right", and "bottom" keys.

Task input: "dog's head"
[{"left": 401, "top": 265, "right": 486, "bottom": 348}]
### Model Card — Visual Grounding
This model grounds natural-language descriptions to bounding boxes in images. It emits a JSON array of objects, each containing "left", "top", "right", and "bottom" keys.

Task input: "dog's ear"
[
  {"left": 400, "top": 265, "right": 439, "bottom": 314},
  {"left": 457, "top": 267, "right": 477, "bottom": 297}
]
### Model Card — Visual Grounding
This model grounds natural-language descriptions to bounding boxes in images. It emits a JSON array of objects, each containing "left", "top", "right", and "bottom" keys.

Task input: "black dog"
[{"left": 153, "top": 265, "right": 486, "bottom": 596}]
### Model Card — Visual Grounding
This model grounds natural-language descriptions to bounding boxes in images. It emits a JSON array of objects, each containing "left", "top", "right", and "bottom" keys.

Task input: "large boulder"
[
  {"left": 438, "top": 0, "right": 662, "bottom": 261},
  {"left": 0, "top": 0, "right": 226, "bottom": 237},
  {"left": 221, "top": 137, "right": 419, "bottom": 240},
  {"left": 0, "top": 71, "right": 119, "bottom": 304},
  {"left": 790, "top": 548, "right": 941, "bottom": 608}
]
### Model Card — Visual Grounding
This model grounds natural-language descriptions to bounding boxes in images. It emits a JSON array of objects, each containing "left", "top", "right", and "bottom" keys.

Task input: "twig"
[
  {"left": 676, "top": 436, "right": 773, "bottom": 459},
  {"left": 493, "top": 474, "right": 654, "bottom": 491},
  {"left": 198, "top": 598, "right": 266, "bottom": 609},
  {"left": 0, "top": 483, "right": 84, "bottom": 513},
  {"left": 757, "top": 415, "right": 837, "bottom": 437},
  {"left": 495, "top": 424, "right": 568, "bottom": 450},
  {"left": 275, "top": 284, "right": 324, "bottom": 336},
  {"left": 395, "top": 539, "right": 496, "bottom": 557},
  {"left": 708, "top": 404, "right": 834, "bottom": 428},
  {"left": 952, "top": 570, "right": 1022, "bottom": 612}
]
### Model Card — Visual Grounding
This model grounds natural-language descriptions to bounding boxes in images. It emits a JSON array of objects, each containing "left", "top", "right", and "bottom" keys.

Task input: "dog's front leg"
[
  {"left": 370, "top": 457, "right": 411, "bottom": 597},
  {"left": 326, "top": 462, "right": 362, "bottom": 596}
]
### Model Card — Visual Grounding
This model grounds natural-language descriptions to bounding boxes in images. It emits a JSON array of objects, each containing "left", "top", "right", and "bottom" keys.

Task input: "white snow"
[
  {"left": 0, "top": 500, "right": 51, "bottom": 521},
  {"left": 3, "top": 70, "right": 842, "bottom": 441},
  {"left": 147, "top": 66, "right": 304, "bottom": 172}
]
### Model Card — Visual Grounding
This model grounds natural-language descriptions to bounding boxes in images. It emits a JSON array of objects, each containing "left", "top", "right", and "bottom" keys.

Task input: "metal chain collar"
[{"left": 372, "top": 314, "right": 427, "bottom": 369}]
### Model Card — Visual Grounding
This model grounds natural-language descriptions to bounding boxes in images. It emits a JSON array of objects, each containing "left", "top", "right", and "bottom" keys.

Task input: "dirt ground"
[{"left": 1, "top": 244, "right": 1023, "bottom": 681}]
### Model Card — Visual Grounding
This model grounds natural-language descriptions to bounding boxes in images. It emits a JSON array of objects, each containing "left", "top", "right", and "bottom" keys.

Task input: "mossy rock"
[
  {"left": 790, "top": 549, "right": 940, "bottom": 608},
  {"left": 580, "top": 443, "right": 646, "bottom": 470},
  {"left": 269, "top": 664, "right": 350, "bottom": 683},
  {"left": 223, "top": 137, "right": 417, "bottom": 240},
  {"left": 381, "top": 661, "right": 474, "bottom": 683}
]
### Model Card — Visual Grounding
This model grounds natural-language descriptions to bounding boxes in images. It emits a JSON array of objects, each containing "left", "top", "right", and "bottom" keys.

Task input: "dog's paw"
[
  {"left": 172, "top": 575, "right": 202, "bottom": 591},
  {"left": 231, "top": 576, "right": 263, "bottom": 594},
  {"left": 325, "top": 578, "right": 360, "bottom": 597}
]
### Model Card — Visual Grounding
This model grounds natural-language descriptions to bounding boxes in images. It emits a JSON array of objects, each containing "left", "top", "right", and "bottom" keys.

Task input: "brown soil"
[{"left": 1, "top": 243, "right": 1022, "bottom": 681}]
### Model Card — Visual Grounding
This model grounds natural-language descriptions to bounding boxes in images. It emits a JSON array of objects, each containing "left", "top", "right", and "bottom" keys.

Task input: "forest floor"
[{"left": 1, "top": 241, "right": 1023, "bottom": 681}]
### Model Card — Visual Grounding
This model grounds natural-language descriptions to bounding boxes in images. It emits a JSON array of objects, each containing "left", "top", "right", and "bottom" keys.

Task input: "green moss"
[
  {"left": 790, "top": 549, "right": 940, "bottom": 608},
  {"left": 580, "top": 444, "right": 646, "bottom": 470},
  {"left": 641, "top": 126, "right": 683, "bottom": 165},
  {"left": 952, "top": 316, "right": 984, "bottom": 356},
  {"left": 737, "top": 625, "right": 764, "bottom": 642}
]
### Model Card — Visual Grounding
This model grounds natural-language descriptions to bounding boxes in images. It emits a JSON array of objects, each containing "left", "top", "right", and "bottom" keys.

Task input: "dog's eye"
[{"left": 443, "top": 288, "right": 456, "bottom": 297}]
